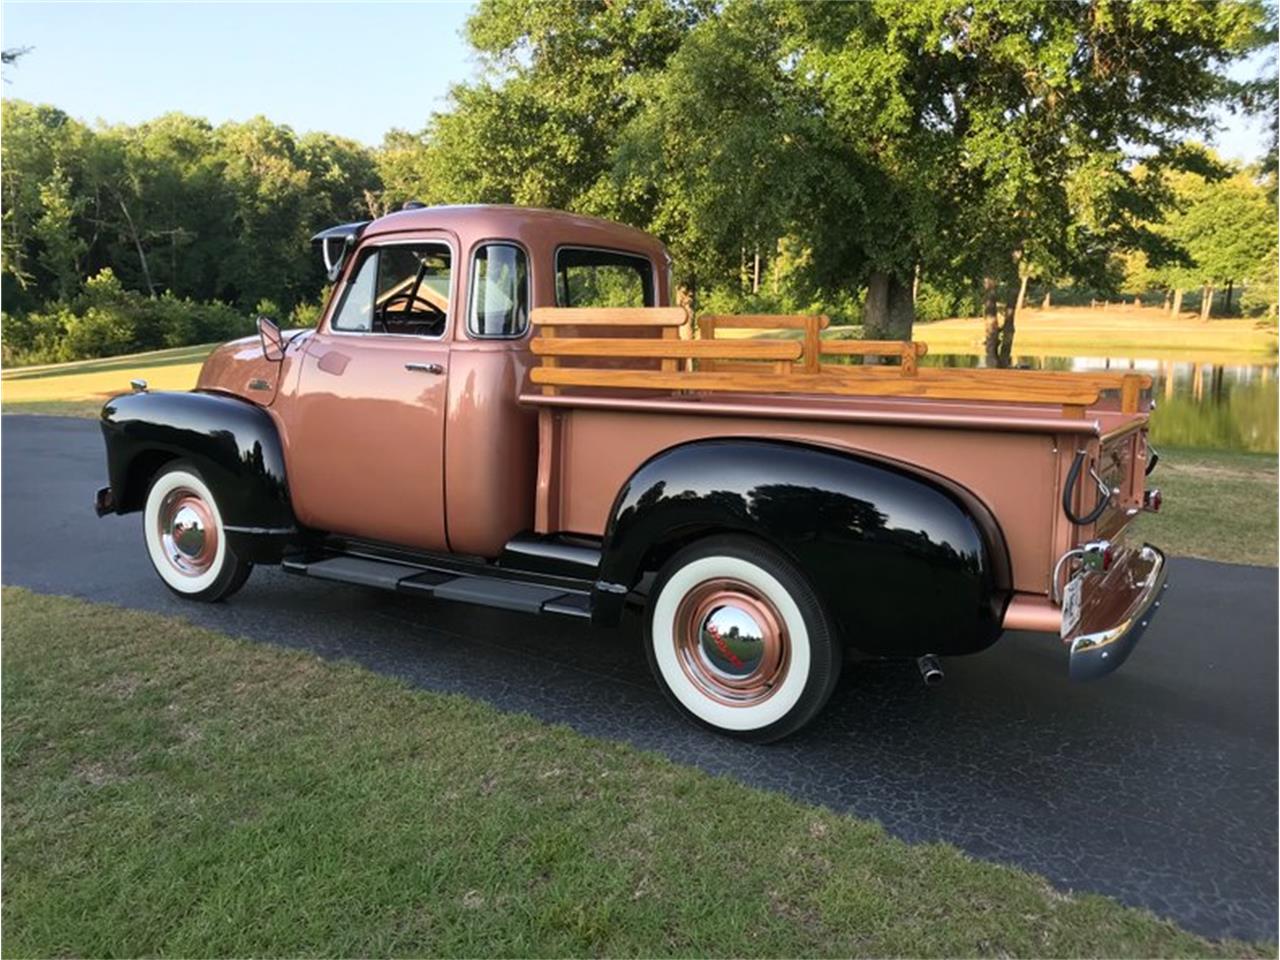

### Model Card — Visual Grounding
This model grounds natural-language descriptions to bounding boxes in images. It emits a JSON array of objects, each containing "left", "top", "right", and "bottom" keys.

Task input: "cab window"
[
  {"left": 555, "top": 247, "right": 654, "bottom": 308},
  {"left": 469, "top": 243, "right": 529, "bottom": 338},
  {"left": 332, "top": 243, "right": 452, "bottom": 336}
]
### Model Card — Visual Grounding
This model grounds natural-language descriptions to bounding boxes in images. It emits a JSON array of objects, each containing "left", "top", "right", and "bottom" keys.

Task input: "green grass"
[
  {"left": 1131, "top": 447, "right": 1278, "bottom": 566},
  {"left": 2, "top": 587, "right": 1268, "bottom": 958},
  {"left": 0, "top": 342, "right": 217, "bottom": 411}
]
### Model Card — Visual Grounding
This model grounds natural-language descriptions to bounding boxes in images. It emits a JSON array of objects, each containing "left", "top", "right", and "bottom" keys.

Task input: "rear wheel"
[
  {"left": 645, "top": 536, "right": 841, "bottom": 742},
  {"left": 143, "top": 463, "right": 251, "bottom": 602}
]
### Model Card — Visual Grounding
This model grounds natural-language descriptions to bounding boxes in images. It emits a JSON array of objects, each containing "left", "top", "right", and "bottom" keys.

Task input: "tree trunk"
[
  {"left": 1225, "top": 279, "right": 1234, "bottom": 313},
  {"left": 982, "top": 275, "right": 1000, "bottom": 366},
  {"left": 752, "top": 251, "right": 761, "bottom": 294},
  {"left": 1015, "top": 274, "right": 1029, "bottom": 313},
  {"left": 116, "top": 194, "right": 155, "bottom": 298},
  {"left": 1041, "top": 290, "right": 1051, "bottom": 310},
  {"left": 998, "top": 300, "right": 1016, "bottom": 368},
  {"left": 912, "top": 263, "right": 920, "bottom": 304},
  {"left": 1200, "top": 284, "right": 1214, "bottom": 321},
  {"left": 1162, "top": 289, "right": 1171, "bottom": 312},
  {"left": 864, "top": 270, "right": 915, "bottom": 344},
  {"left": 1170, "top": 288, "right": 1183, "bottom": 317}
]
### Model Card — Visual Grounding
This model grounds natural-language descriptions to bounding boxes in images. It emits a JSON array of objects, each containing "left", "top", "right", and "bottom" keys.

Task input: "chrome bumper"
[{"left": 1067, "top": 543, "right": 1168, "bottom": 682}]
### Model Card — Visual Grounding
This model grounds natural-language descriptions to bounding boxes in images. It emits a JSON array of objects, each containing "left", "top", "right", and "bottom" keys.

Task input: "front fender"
[
  {"left": 593, "top": 438, "right": 1011, "bottom": 658},
  {"left": 99, "top": 391, "right": 294, "bottom": 554}
]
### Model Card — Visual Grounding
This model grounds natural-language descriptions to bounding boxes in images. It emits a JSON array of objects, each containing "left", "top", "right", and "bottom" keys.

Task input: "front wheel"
[
  {"left": 645, "top": 536, "right": 841, "bottom": 742},
  {"left": 143, "top": 462, "right": 251, "bottom": 602}
]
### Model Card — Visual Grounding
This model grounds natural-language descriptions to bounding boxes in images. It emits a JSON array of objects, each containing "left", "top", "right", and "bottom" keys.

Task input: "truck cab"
[{"left": 196, "top": 205, "right": 671, "bottom": 557}]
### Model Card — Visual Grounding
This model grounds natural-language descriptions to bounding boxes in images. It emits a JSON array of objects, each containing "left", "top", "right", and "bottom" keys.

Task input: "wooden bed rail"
[
  {"left": 698, "top": 314, "right": 827, "bottom": 374},
  {"left": 820, "top": 340, "right": 930, "bottom": 375},
  {"left": 527, "top": 306, "right": 1150, "bottom": 414}
]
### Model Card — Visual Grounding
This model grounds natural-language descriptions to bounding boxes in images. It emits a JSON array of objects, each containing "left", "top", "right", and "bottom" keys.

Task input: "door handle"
[{"left": 405, "top": 362, "right": 445, "bottom": 375}]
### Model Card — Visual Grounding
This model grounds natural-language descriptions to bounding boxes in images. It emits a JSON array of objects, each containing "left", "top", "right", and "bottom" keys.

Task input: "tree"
[
  {"left": 395, "top": 0, "right": 707, "bottom": 214},
  {"left": 1162, "top": 163, "right": 1276, "bottom": 318},
  {"left": 1, "top": 101, "right": 380, "bottom": 326},
  {"left": 449, "top": 0, "right": 1267, "bottom": 352},
  {"left": 1, "top": 101, "right": 94, "bottom": 304},
  {"left": 32, "top": 166, "right": 85, "bottom": 299},
  {"left": 885, "top": 0, "right": 1269, "bottom": 361}
]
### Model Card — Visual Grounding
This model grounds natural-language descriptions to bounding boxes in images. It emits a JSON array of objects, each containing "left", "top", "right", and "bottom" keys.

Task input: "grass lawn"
[
  {"left": 2, "top": 587, "right": 1267, "bottom": 958},
  {"left": 1, "top": 343, "right": 218, "bottom": 416},
  {"left": 915, "top": 307, "right": 1277, "bottom": 362},
  {"left": 1132, "top": 447, "right": 1278, "bottom": 566}
]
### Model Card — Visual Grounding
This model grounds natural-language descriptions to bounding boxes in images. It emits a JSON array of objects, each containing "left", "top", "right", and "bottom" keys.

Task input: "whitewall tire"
[
  {"left": 645, "top": 536, "right": 840, "bottom": 742},
  {"left": 143, "top": 463, "right": 251, "bottom": 602}
]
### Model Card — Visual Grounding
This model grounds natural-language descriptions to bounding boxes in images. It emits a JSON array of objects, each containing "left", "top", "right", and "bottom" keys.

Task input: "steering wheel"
[{"left": 375, "top": 291, "right": 444, "bottom": 332}]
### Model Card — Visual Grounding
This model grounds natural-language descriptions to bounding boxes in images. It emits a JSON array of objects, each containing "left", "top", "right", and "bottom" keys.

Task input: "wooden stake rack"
[{"left": 528, "top": 307, "right": 1151, "bottom": 416}]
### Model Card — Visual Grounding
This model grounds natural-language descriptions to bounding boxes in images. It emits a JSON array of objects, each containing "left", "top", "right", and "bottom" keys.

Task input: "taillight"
[
  {"left": 1144, "top": 488, "right": 1162, "bottom": 513},
  {"left": 1081, "top": 539, "right": 1114, "bottom": 572}
]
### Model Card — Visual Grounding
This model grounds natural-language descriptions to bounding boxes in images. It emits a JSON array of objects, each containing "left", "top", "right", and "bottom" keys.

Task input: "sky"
[
  {"left": 0, "top": 1, "right": 480, "bottom": 144},
  {"left": 0, "top": 0, "right": 1274, "bottom": 161}
]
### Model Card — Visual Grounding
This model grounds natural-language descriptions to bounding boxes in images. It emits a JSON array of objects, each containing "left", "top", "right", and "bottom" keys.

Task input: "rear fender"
[
  {"left": 592, "top": 438, "right": 1012, "bottom": 658},
  {"left": 99, "top": 390, "right": 295, "bottom": 560}
]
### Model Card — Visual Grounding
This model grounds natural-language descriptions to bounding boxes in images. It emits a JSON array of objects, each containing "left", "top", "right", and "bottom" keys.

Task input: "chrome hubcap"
[
  {"left": 699, "top": 605, "right": 767, "bottom": 677},
  {"left": 157, "top": 488, "right": 217, "bottom": 577},
  {"left": 675, "top": 579, "right": 789, "bottom": 707}
]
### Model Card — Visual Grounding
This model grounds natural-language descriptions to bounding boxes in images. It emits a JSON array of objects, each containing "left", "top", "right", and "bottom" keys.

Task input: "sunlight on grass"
[
  {"left": 916, "top": 308, "right": 1277, "bottom": 362},
  {"left": 0, "top": 343, "right": 217, "bottom": 404}
]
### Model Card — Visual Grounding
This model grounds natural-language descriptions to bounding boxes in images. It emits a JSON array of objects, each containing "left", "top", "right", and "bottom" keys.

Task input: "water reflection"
[{"left": 922, "top": 353, "right": 1278, "bottom": 453}]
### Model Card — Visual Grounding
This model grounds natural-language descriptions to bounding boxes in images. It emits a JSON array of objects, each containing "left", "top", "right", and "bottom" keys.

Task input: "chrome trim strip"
[{"left": 1068, "top": 543, "right": 1168, "bottom": 682}]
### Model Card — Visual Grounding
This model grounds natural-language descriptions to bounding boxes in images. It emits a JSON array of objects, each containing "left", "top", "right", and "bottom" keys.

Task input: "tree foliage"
[
  {"left": 1, "top": 0, "right": 1273, "bottom": 366},
  {"left": 1, "top": 102, "right": 381, "bottom": 362}
]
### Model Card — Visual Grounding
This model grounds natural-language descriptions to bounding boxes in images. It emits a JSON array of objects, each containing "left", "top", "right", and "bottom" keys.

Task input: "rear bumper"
[{"left": 1066, "top": 543, "right": 1168, "bottom": 681}]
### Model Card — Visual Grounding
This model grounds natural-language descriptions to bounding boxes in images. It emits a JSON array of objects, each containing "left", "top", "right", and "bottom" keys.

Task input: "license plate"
[{"left": 1061, "top": 574, "right": 1084, "bottom": 638}]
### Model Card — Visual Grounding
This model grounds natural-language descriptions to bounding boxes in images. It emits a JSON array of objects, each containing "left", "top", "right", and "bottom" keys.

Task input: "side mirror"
[{"left": 257, "top": 315, "right": 286, "bottom": 363}]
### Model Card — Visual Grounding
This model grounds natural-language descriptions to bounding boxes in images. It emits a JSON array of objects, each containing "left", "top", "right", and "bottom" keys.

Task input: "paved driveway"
[{"left": 2, "top": 414, "right": 1276, "bottom": 941}]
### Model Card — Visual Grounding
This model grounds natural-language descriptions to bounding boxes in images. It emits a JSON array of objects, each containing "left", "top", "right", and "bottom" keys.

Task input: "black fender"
[
  {"left": 99, "top": 390, "right": 295, "bottom": 562},
  {"left": 592, "top": 438, "right": 1012, "bottom": 658}
]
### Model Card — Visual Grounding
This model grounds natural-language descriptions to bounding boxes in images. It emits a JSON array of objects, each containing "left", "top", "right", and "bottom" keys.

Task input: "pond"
[{"left": 922, "top": 354, "right": 1278, "bottom": 453}]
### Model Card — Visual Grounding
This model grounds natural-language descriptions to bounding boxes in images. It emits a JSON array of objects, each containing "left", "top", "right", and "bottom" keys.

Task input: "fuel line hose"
[{"left": 1062, "top": 449, "right": 1111, "bottom": 526}]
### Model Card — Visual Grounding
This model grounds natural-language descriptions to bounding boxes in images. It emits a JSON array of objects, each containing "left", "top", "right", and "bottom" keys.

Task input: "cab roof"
[{"left": 358, "top": 204, "right": 668, "bottom": 260}]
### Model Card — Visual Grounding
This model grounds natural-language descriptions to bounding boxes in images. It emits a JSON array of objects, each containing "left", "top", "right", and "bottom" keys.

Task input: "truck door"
[{"left": 283, "top": 235, "right": 455, "bottom": 551}]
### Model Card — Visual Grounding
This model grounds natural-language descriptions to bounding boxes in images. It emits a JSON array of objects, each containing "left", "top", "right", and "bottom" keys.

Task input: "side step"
[{"left": 281, "top": 556, "right": 593, "bottom": 620}]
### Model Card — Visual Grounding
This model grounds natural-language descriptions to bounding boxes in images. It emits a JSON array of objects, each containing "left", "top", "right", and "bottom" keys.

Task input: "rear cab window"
[
  {"left": 469, "top": 243, "right": 530, "bottom": 338},
  {"left": 555, "top": 247, "right": 655, "bottom": 308}
]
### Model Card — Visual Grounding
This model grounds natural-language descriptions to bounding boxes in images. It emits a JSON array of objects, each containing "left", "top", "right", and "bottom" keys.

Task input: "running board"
[{"left": 281, "top": 556, "right": 593, "bottom": 619}]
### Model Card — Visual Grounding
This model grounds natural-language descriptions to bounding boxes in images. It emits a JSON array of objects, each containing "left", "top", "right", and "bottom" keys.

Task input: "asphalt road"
[{"left": 3, "top": 414, "right": 1276, "bottom": 942}]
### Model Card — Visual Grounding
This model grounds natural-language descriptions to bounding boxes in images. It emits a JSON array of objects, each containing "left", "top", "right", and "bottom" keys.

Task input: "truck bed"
[{"left": 521, "top": 307, "right": 1154, "bottom": 604}]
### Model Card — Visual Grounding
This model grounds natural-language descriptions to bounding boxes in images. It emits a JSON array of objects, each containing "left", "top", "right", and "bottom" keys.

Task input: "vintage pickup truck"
[{"left": 96, "top": 204, "right": 1167, "bottom": 741}]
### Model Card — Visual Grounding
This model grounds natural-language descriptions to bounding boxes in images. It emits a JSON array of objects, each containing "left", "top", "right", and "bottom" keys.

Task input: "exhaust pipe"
[{"left": 917, "top": 654, "right": 944, "bottom": 687}]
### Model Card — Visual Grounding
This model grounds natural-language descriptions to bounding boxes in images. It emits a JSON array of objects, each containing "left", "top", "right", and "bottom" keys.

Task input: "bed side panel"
[{"left": 555, "top": 407, "right": 1060, "bottom": 594}]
